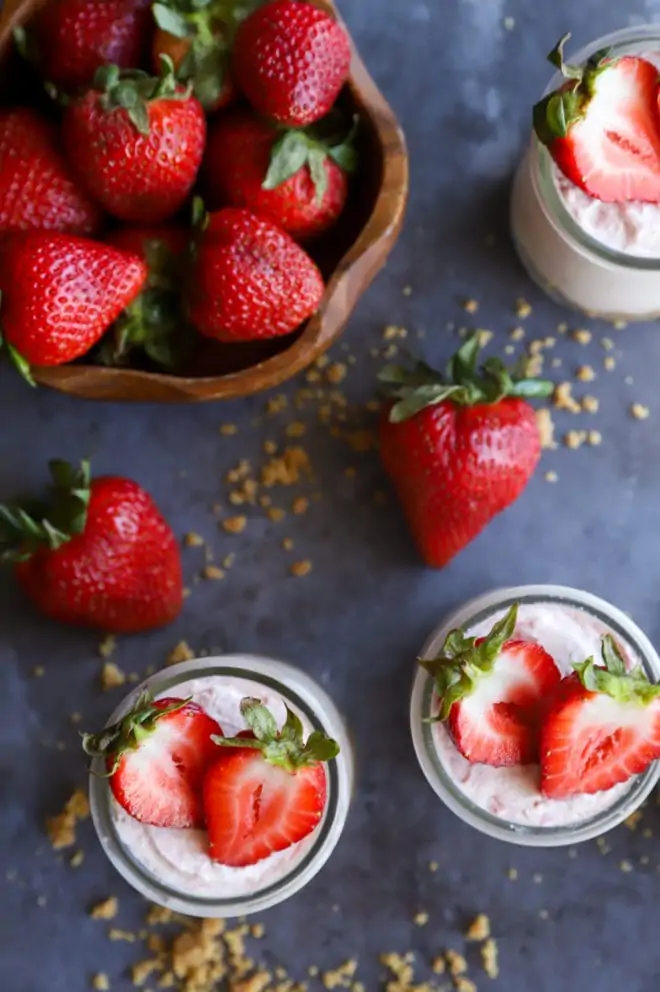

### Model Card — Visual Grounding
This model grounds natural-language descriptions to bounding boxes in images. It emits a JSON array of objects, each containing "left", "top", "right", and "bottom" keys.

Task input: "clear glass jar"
[
  {"left": 410, "top": 584, "right": 660, "bottom": 847},
  {"left": 89, "top": 654, "right": 354, "bottom": 917},
  {"left": 510, "top": 25, "right": 660, "bottom": 321}
]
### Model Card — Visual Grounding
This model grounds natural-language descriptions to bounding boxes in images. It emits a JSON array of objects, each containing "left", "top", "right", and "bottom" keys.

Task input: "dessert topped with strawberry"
[
  {"left": 419, "top": 600, "right": 660, "bottom": 829},
  {"left": 533, "top": 33, "right": 660, "bottom": 256},
  {"left": 84, "top": 673, "right": 341, "bottom": 899}
]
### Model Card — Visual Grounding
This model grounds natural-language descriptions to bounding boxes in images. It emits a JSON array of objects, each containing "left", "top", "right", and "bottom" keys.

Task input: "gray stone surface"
[{"left": 4, "top": 1, "right": 660, "bottom": 990}]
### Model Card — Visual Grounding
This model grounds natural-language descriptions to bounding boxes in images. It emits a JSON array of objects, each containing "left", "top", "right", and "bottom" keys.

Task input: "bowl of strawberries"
[{"left": 0, "top": 0, "right": 408, "bottom": 401}]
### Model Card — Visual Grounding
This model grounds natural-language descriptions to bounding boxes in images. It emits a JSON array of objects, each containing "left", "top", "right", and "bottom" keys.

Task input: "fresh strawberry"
[
  {"left": 24, "top": 0, "right": 152, "bottom": 92},
  {"left": 151, "top": 0, "right": 239, "bottom": 110},
  {"left": 0, "top": 459, "right": 183, "bottom": 633},
  {"left": 0, "top": 232, "right": 146, "bottom": 378},
  {"left": 233, "top": 0, "right": 351, "bottom": 127},
  {"left": 202, "top": 107, "right": 356, "bottom": 239},
  {"left": 533, "top": 33, "right": 660, "bottom": 202},
  {"left": 203, "top": 696, "right": 339, "bottom": 866},
  {"left": 378, "top": 335, "right": 553, "bottom": 568},
  {"left": 101, "top": 226, "right": 192, "bottom": 367},
  {"left": 63, "top": 58, "right": 206, "bottom": 224},
  {"left": 0, "top": 108, "right": 103, "bottom": 236},
  {"left": 541, "top": 635, "right": 660, "bottom": 798},
  {"left": 187, "top": 207, "right": 324, "bottom": 342},
  {"left": 421, "top": 604, "right": 561, "bottom": 766},
  {"left": 82, "top": 693, "right": 222, "bottom": 828}
]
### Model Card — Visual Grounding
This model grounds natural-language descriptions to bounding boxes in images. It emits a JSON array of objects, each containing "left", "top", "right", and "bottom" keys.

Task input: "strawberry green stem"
[
  {"left": 573, "top": 635, "right": 660, "bottom": 706},
  {"left": 263, "top": 114, "right": 359, "bottom": 203},
  {"left": 82, "top": 692, "right": 190, "bottom": 775}
]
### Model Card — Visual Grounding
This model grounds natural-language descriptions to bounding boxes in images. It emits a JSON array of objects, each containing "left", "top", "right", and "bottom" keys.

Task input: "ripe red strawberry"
[
  {"left": 202, "top": 107, "right": 356, "bottom": 239},
  {"left": 187, "top": 207, "right": 324, "bottom": 342},
  {"left": 378, "top": 335, "right": 553, "bottom": 568},
  {"left": 204, "top": 696, "right": 339, "bottom": 866},
  {"left": 541, "top": 635, "right": 660, "bottom": 798},
  {"left": 233, "top": 0, "right": 351, "bottom": 127},
  {"left": 0, "top": 232, "right": 146, "bottom": 377},
  {"left": 0, "top": 459, "right": 183, "bottom": 633},
  {"left": 26, "top": 0, "right": 152, "bottom": 92},
  {"left": 82, "top": 694, "right": 222, "bottom": 828},
  {"left": 533, "top": 33, "right": 660, "bottom": 202},
  {"left": 421, "top": 604, "right": 562, "bottom": 766},
  {"left": 0, "top": 108, "right": 103, "bottom": 236},
  {"left": 63, "top": 59, "right": 206, "bottom": 224}
]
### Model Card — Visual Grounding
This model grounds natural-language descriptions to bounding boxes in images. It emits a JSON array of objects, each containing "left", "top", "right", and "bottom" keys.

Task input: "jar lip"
[
  {"left": 534, "top": 26, "right": 660, "bottom": 270},
  {"left": 410, "top": 584, "right": 660, "bottom": 847},
  {"left": 89, "top": 654, "right": 354, "bottom": 917}
]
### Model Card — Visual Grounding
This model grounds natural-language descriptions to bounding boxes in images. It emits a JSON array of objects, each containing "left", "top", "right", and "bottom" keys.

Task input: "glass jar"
[
  {"left": 510, "top": 25, "right": 660, "bottom": 321},
  {"left": 89, "top": 654, "right": 354, "bottom": 917},
  {"left": 410, "top": 584, "right": 660, "bottom": 847}
]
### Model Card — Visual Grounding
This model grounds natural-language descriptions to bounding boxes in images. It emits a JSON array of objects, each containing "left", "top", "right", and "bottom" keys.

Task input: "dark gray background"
[{"left": 4, "top": 1, "right": 660, "bottom": 989}]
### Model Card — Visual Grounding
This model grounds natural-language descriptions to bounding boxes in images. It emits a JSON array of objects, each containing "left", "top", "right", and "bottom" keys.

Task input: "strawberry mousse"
[
  {"left": 511, "top": 26, "right": 660, "bottom": 320},
  {"left": 86, "top": 656, "right": 353, "bottom": 915},
  {"left": 411, "top": 587, "right": 660, "bottom": 845}
]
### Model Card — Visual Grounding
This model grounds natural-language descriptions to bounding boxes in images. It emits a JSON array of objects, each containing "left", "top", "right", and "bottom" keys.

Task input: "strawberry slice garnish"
[
  {"left": 541, "top": 636, "right": 660, "bottom": 798},
  {"left": 420, "top": 604, "right": 561, "bottom": 766},
  {"left": 83, "top": 693, "right": 222, "bottom": 828},
  {"left": 533, "top": 33, "right": 660, "bottom": 203},
  {"left": 203, "top": 697, "right": 340, "bottom": 867}
]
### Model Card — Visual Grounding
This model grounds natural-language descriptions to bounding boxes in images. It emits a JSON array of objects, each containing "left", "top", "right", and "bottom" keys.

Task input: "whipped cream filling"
[
  {"left": 431, "top": 602, "right": 643, "bottom": 828},
  {"left": 112, "top": 676, "right": 322, "bottom": 899}
]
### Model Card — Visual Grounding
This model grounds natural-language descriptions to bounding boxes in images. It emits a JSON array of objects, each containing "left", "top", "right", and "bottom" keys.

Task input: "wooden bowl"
[{"left": 0, "top": 0, "right": 409, "bottom": 402}]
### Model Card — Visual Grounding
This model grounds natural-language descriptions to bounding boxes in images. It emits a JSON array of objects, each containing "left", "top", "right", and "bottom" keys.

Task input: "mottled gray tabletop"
[{"left": 4, "top": 1, "right": 660, "bottom": 990}]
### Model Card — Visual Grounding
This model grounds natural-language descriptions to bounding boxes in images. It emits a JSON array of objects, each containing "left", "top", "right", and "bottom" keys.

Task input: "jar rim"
[
  {"left": 410, "top": 585, "right": 660, "bottom": 847},
  {"left": 89, "top": 654, "right": 354, "bottom": 917}
]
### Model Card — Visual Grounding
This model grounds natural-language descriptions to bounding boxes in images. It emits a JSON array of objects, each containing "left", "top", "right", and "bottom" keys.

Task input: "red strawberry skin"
[
  {"left": 379, "top": 398, "right": 542, "bottom": 568},
  {"left": 0, "top": 232, "right": 146, "bottom": 365},
  {"left": 203, "top": 747, "right": 327, "bottom": 866},
  {"left": 447, "top": 640, "right": 561, "bottom": 766},
  {"left": 187, "top": 208, "right": 324, "bottom": 342},
  {"left": 233, "top": 0, "right": 351, "bottom": 127},
  {"left": 110, "top": 699, "right": 223, "bottom": 828},
  {"left": 31, "top": 0, "right": 152, "bottom": 92},
  {"left": 540, "top": 675, "right": 660, "bottom": 798},
  {"left": 15, "top": 476, "right": 183, "bottom": 633},
  {"left": 202, "top": 108, "right": 348, "bottom": 239},
  {"left": 0, "top": 109, "right": 103, "bottom": 236},
  {"left": 63, "top": 89, "right": 206, "bottom": 224}
]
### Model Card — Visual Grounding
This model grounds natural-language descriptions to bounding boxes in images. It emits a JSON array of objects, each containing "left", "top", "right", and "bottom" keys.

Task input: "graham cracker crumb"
[
  {"left": 463, "top": 298, "right": 479, "bottom": 313},
  {"left": 601, "top": 337, "right": 614, "bottom": 350},
  {"left": 263, "top": 440, "right": 278, "bottom": 455},
  {"left": 109, "top": 928, "right": 135, "bottom": 941},
  {"left": 428, "top": 860, "right": 439, "bottom": 872},
  {"left": 515, "top": 297, "right": 532, "bottom": 319},
  {"left": 466, "top": 914, "right": 490, "bottom": 941},
  {"left": 282, "top": 538, "right": 295, "bottom": 551},
  {"left": 413, "top": 910, "right": 429, "bottom": 927},
  {"left": 222, "top": 515, "right": 247, "bottom": 534},
  {"left": 99, "top": 635, "right": 117, "bottom": 659},
  {"left": 70, "top": 712, "right": 82, "bottom": 724},
  {"left": 219, "top": 423, "right": 238, "bottom": 436},
  {"left": 504, "top": 345, "right": 515, "bottom": 355},
  {"left": 222, "top": 553, "right": 236, "bottom": 569},
  {"left": 286, "top": 421, "right": 306, "bottom": 438},
  {"left": 33, "top": 665, "right": 45, "bottom": 677},
  {"left": 322, "top": 959, "right": 357, "bottom": 989},
  {"left": 631, "top": 403, "right": 650, "bottom": 420},
  {"left": 564, "top": 430, "right": 587, "bottom": 450},
  {"left": 625, "top": 810, "right": 643, "bottom": 831},
  {"left": 90, "top": 897, "right": 119, "bottom": 921},
  {"left": 326, "top": 363, "right": 347, "bottom": 385},
  {"left": 183, "top": 532, "right": 204, "bottom": 547},
  {"left": 572, "top": 328, "right": 592, "bottom": 344},
  {"left": 266, "top": 395, "right": 288, "bottom": 415},
  {"left": 613, "top": 320, "right": 627, "bottom": 329},
  {"left": 535, "top": 408, "right": 556, "bottom": 449},
  {"left": 101, "top": 661, "right": 126, "bottom": 691},
  {"left": 620, "top": 859, "right": 633, "bottom": 873},
  {"left": 510, "top": 326, "right": 525, "bottom": 341},
  {"left": 587, "top": 430, "right": 602, "bottom": 446},
  {"left": 131, "top": 958, "right": 161, "bottom": 986},
  {"left": 544, "top": 471, "right": 558, "bottom": 483},
  {"left": 92, "top": 975, "right": 110, "bottom": 991},
  {"left": 476, "top": 329, "right": 492, "bottom": 347},
  {"left": 455, "top": 978, "right": 477, "bottom": 992},
  {"left": 290, "top": 560, "right": 312, "bottom": 577},
  {"left": 251, "top": 923, "right": 265, "bottom": 939},
  {"left": 503, "top": 15, "right": 515, "bottom": 28},
  {"left": 167, "top": 641, "right": 194, "bottom": 666},
  {"left": 70, "top": 849, "right": 84, "bottom": 868},
  {"left": 507, "top": 867, "right": 518, "bottom": 880},
  {"left": 402, "top": 284, "right": 412, "bottom": 296},
  {"left": 261, "top": 447, "right": 311, "bottom": 487},
  {"left": 292, "top": 497, "right": 309, "bottom": 516},
  {"left": 604, "top": 356, "right": 616, "bottom": 371},
  {"left": 267, "top": 507, "right": 286, "bottom": 523},
  {"left": 446, "top": 951, "right": 467, "bottom": 977},
  {"left": 553, "top": 382, "right": 581, "bottom": 413},
  {"left": 481, "top": 939, "right": 498, "bottom": 979},
  {"left": 202, "top": 565, "right": 225, "bottom": 581},
  {"left": 581, "top": 395, "right": 599, "bottom": 414},
  {"left": 576, "top": 365, "right": 595, "bottom": 382},
  {"left": 431, "top": 957, "right": 446, "bottom": 975}
]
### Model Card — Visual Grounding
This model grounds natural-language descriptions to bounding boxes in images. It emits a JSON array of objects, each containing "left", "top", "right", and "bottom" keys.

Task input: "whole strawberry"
[
  {"left": 187, "top": 207, "right": 324, "bottom": 342},
  {"left": 26, "top": 0, "right": 152, "bottom": 92},
  {"left": 0, "top": 108, "right": 103, "bottom": 236},
  {"left": 378, "top": 335, "right": 553, "bottom": 568},
  {"left": 63, "top": 59, "right": 206, "bottom": 224},
  {"left": 0, "top": 232, "right": 146, "bottom": 378},
  {"left": 0, "top": 460, "right": 183, "bottom": 633},
  {"left": 233, "top": 0, "right": 351, "bottom": 127},
  {"left": 202, "top": 107, "right": 357, "bottom": 239}
]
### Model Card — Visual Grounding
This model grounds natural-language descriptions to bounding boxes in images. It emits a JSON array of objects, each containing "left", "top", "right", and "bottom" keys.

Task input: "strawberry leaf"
[
  {"left": 573, "top": 634, "right": 660, "bottom": 706},
  {"left": 82, "top": 692, "right": 190, "bottom": 775},
  {"left": 420, "top": 604, "right": 519, "bottom": 721},
  {"left": 153, "top": 3, "right": 192, "bottom": 38},
  {"left": 263, "top": 131, "right": 311, "bottom": 189},
  {"left": 262, "top": 114, "right": 357, "bottom": 202},
  {"left": 241, "top": 697, "right": 279, "bottom": 740}
]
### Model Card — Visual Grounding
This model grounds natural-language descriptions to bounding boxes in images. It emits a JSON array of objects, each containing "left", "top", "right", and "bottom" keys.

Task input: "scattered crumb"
[
  {"left": 572, "top": 328, "right": 592, "bottom": 345},
  {"left": 266, "top": 394, "right": 288, "bottom": 415},
  {"left": 504, "top": 345, "right": 515, "bottom": 355},
  {"left": 321, "top": 959, "right": 358, "bottom": 988},
  {"left": 620, "top": 859, "right": 634, "bottom": 873},
  {"left": 446, "top": 951, "right": 467, "bottom": 977},
  {"left": 167, "top": 641, "right": 194, "bottom": 666},
  {"left": 202, "top": 565, "right": 225, "bottom": 581},
  {"left": 576, "top": 365, "right": 595, "bottom": 382},
  {"left": 535, "top": 408, "right": 556, "bottom": 449},
  {"left": 553, "top": 382, "right": 581, "bottom": 413},
  {"left": 601, "top": 337, "right": 614, "bottom": 350},
  {"left": 70, "top": 849, "right": 84, "bottom": 869},
  {"left": 532, "top": 873, "right": 543, "bottom": 884},
  {"left": 219, "top": 423, "right": 237, "bottom": 436},
  {"left": 292, "top": 497, "right": 309, "bottom": 516},
  {"left": 100, "top": 661, "right": 125, "bottom": 691},
  {"left": 251, "top": 923, "right": 265, "bottom": 939},
  {"left": 98, "top": 635, "right": 117, "bottom": 659},
  {"left": 539, "top": 909, "right": 549, "bottom": 920},
  {"left": 286, "top": 421, "right": 306, "bottom": 438},
  {"left": 108, "top": 928, "right": 135, "bottom": 942},
  {"left": 463, "top": 298, "right": 479, "bottom": 314},
  {"left": 402, "top": 285, "right": 412, "bottom": 297},
  {"left": 183, "top": 532, "right": 204, "bottom": 547},
  {"left": 631, "top": 403, "right": 650, "bottom": 420},
  {"left": 544, "top": 471, "right": 558, "bottom": 483},
  {"left": 267, "top": 507, "right": 286, "bottom": 523},
  {"left": 431, "top": 957, "right": 446, "bottom": 975},
  {"left": 510, "top": 326, "right": 525, "bottom": 341},
  {"left": 33, "top": 665, "right": 45, "bottom": 677},
  {"left": 603, "top": 356, "right": 616, "bottom": 371},
  {"left": 413, "top": 910, "right": 429, "bottom": 927},
  {"left": 613, "top": 320, "right": 627, "bottom": 330},
  {"left": 290, "top": 560, "right": 312, "bottom": 577},
  {"left": 428, "top": 860, "right": 439, "bottom": 873},
  {"left": 581, "top": 395, "right": 599, "bottom": 414},
  {"left": 92, "top": 975, "right": 110, "bottom": 991},
  {"left": 222, "top": 516, "right": 247, "bottom": 534},
  {"left": 515, "top": 297, "right": 532, "bottom": 319},
  {"left": 466, "top": 914, "right": 490, "bottom": 941},
  {"left": 503, "top": 15, "right": 515, "bottom": 28},
  {"left": 281, "top": 538, "right": 295, "bottom": 551},
  {"left": 261, "top": 447, "right": 311, "bottom": 487},
  {"left": 455, "top": 978, "right": 477, "bottom": 992},
  {"left": 626, "top": 811, "right": 644, "bottom": 831},
  {"left": 90, "top": 897, "right": 119, "bottom": 921},
  {"left": 587, "top": 430, "right": 602, "bottom": 447},
  {"left": 481, "top": 939, "right": 499, "bottom": 979},
  {"left": 507, "top": 867, "right": 518, "bottom": 880},
  {"left": 326, "top": 363, "right": 347, "bottom": 385},
  {"left": 564, "top": 430, "right": 587, "bottom": 450},
  {"left": 477, "top": 329, "right": 492, "bottom": 347}
]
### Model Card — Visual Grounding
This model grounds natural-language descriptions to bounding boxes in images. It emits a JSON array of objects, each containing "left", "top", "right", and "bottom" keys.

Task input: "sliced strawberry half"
[
  {"left": 541, "top": 635, "right": 660, "bottom": 798},
  {"left": 203, "top": 697, "right": 339, "bottom": 867},
  {"left": 83, "top": 693, "right": 222, "bottom": 828},
  {"left": 533, "top": 33, "right": 660, "bottom": 202},
  {"left": 420, "top": 604, "right": 561, "bottom": 766}
]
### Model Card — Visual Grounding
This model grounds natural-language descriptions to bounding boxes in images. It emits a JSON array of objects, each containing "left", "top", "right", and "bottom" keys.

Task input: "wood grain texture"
[{"left": 0, "top": 0, "right": 409, "bottom": 402}]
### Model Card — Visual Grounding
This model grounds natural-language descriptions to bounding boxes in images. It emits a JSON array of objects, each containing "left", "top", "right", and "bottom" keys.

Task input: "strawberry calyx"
[
  {"left": 573, "top": 634, "right": 660, "bottom": 706},
  {"left": 420, "top": 604, "right": 518, "bottom": 721},
  {"left": 0, "top": 459, "right": 91, "bottom": 563},
  {"left": 533, "top": 32, "right": 613, "bottom": 146},
  {"left": 82, "top": 691, "right": 190, "bottom": 775},
  {"left": 379, "top": 333, "right": 553, "bottom": 423},
  {"left": 211, "top": 697, "right": 340, "bottom": 773},
  {"left": 93, "top": 55, "right": 191, "bottom": 135},
  {"left": 263, "top": 113, "right": 359, "bottom": 203}
]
